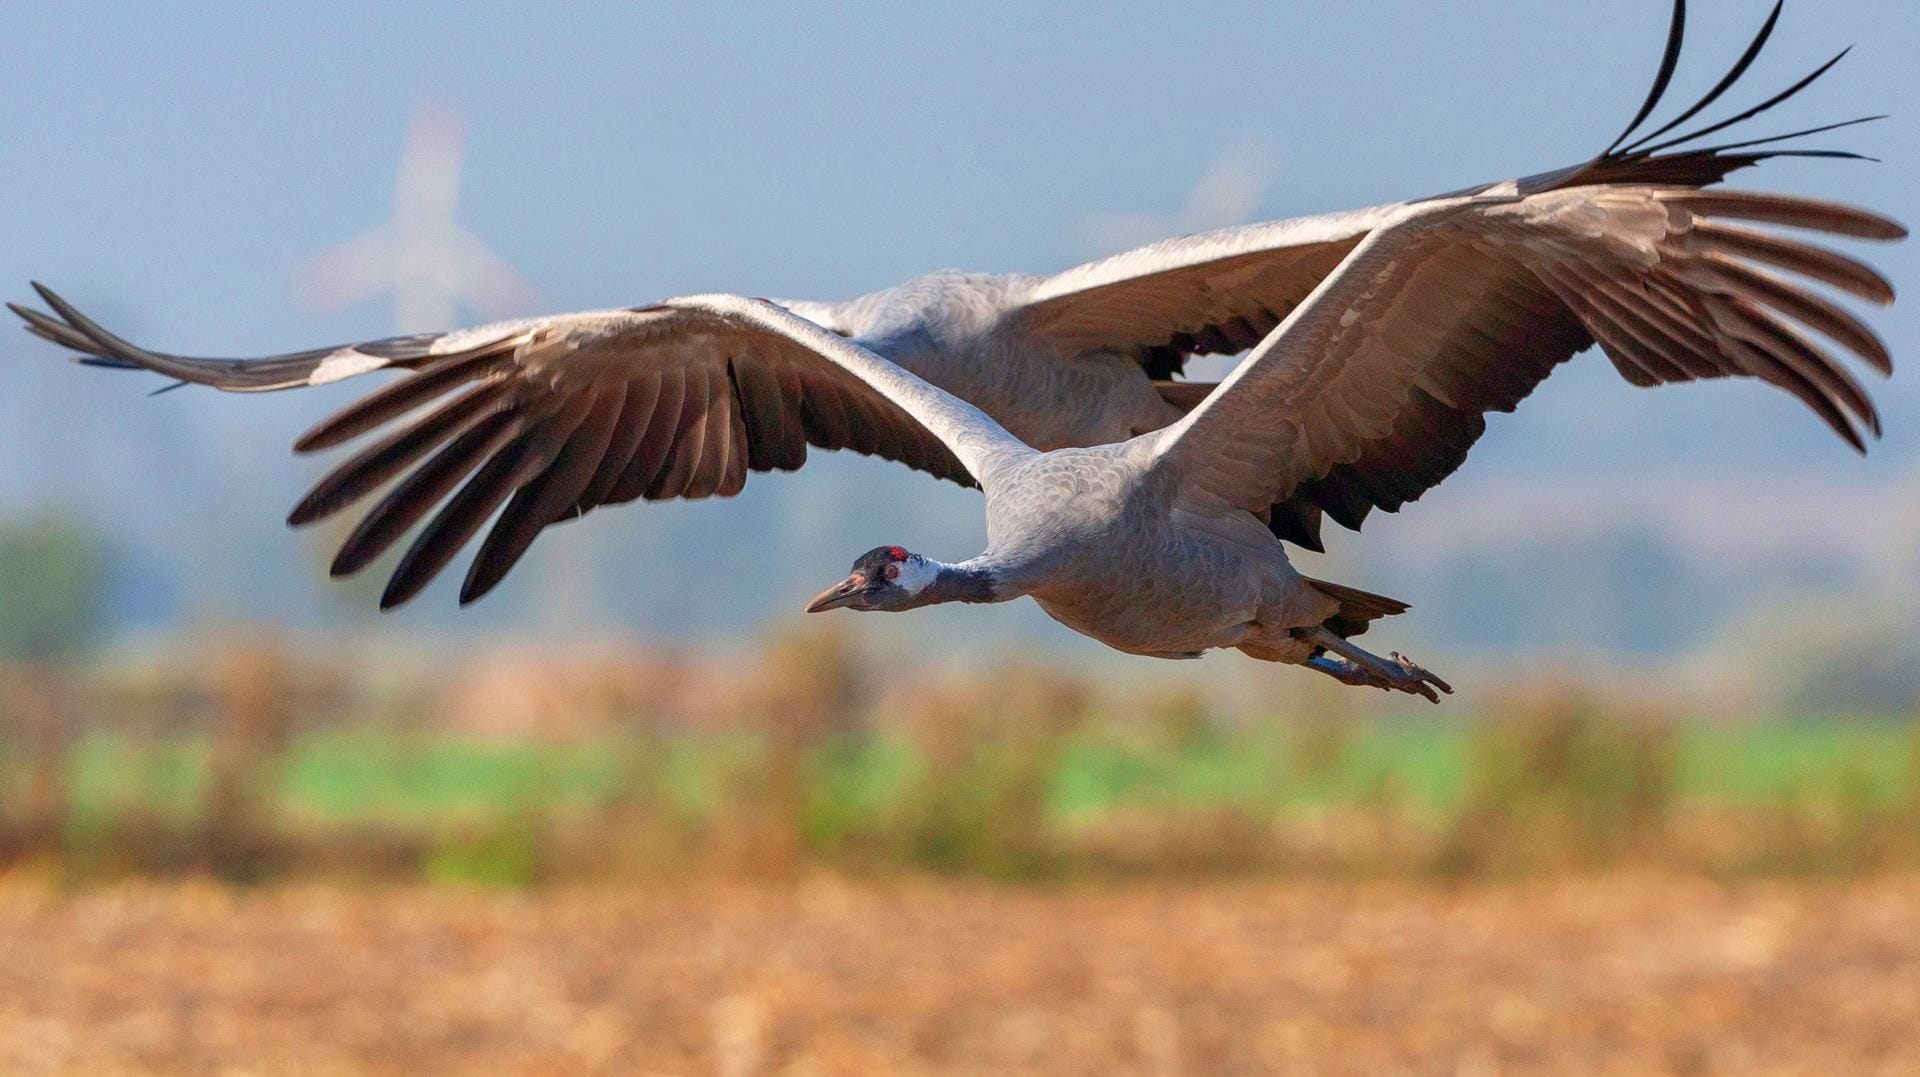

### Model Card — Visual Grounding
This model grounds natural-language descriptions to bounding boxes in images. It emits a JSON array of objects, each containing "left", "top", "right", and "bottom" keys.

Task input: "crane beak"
[{"left": 805, "top": 573, "right": 866, "bottom": 613}]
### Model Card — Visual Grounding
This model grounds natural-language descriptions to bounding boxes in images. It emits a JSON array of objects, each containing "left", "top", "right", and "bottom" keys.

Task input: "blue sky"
[{"left": 1, "top": 1, "right": 1915, "bottom": 644}]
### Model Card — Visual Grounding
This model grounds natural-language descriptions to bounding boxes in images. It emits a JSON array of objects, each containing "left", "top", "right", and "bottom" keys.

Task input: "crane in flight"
[{"left": 10, "top": 1, "right": 1903, "bottom": 697}]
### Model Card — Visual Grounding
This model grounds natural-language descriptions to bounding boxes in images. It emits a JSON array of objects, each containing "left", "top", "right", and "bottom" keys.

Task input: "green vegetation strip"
[{"left": 54, "top": 721, "right": 1916, "bottom": 828}]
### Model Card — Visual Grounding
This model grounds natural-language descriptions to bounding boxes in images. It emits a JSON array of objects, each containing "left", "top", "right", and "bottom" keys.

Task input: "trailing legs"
[{"left": 1296, "top": 626, "right": 1453, "bottom": 703}]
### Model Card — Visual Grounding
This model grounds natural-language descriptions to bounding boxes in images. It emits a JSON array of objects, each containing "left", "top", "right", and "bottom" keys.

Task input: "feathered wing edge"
[
  {"left": 1512, "top": 0, "right": 1885, "bottom": 194},
  {"left": 6, "top": 282, "right": 489, "bottom": 397},
  {"left": 1256, "top": 0, "right": 1900, "bottom": 554}
]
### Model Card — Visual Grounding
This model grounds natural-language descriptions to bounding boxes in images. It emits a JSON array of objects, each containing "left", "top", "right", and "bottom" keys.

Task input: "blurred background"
[{"left": 2, "top": 1, "right": 1918, "bottom": 1072}]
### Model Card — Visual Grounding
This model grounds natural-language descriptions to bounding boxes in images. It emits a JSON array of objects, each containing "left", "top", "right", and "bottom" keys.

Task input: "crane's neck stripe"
[{"left": 914, "top": 557, "right": 1000, "bottom": 606}]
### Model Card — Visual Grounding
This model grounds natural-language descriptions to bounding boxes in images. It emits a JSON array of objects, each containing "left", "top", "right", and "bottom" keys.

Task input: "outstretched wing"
[
  {"left": 1012, "top": 1, "right": 1871, "bottom": 380},
  {"left": 1004, "top": 0, "right": 1888, "bottom": 547},
  {"left": 9, "top": 286, "right": 534, "bottom": 393},
  {"left": 1011, "top": 206, "right": 1393, "bottom": 380},
  {"left": 11, "top": 289, "right": 1026, "bottom": 608},
  {"left": 1149, "top": 187, "right": 1902, "bottom": 523}
]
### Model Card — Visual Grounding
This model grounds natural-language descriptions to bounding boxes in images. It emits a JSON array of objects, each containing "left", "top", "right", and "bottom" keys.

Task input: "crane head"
[{"left": 805, "top": 545, "right": 932, "bottom": 613}]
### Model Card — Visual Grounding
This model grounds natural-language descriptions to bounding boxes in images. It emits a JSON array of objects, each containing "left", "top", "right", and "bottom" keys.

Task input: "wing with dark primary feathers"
[
  {"left": 8, "top": 289, "right": 982, "bottom": 609},
  {"left": 1151, "top": 187, "right": 1903, "bottom": 531},
  {"left": 8, "top": 285, "right": 484, "bottom": 393},
  {"left": 1011, "top": 0, "right": 1896, "bottom": 550}
]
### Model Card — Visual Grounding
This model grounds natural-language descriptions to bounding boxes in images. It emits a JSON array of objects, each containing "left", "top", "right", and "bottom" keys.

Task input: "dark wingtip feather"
[
  {"left": 28, "top": 285, "right": 94, "bottom": 342},
  {"left": 1620, "top": 0, "right": 1782, "bottom": 155},
  {"left": 287, "top": 492, "right": 329, "bottom": 529},
  {"left": 1604, "top": 0, "right": 1687, "bottom": 155},
  {"left": 378, "top": 580, "right": 416, "bottom": 611},
  {"left": 28, "top": 283, "right": 164, "bottom": 370},
  {"left": 6, "top": 301, "right": 44, "bottom": 327},
  {"left": 324, "top": 409, "right": 522, "bottom": 581},
  {"left": 1821, "top": 420, "right": 1866, "bottom": 454},
  {"left": 11, "top": 302, "right": 106, "bottom": 355},
  {"left": 1684, "top": 114, "right": 1886, "bottom": 158},
  {"left": 292, "top": 425, "right": 337, "bottom": 455},
  {"left": 292, "top": 349, "right": 508, "bottom": 455},
  {"left": 11, "top": 299, "right": 81, "bottom": 345},
  {"left": 1634, "top": 45, "right": 1854, "bottom": 158},
  {"left": 1570, "top": 8, "right": 1891, "bottom": 194},
  {"left": 377, "top": 431, "right": 546, "bottom": 611}
]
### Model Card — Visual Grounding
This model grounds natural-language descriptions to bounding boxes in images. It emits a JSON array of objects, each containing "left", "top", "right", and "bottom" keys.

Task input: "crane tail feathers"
[{"left": 1305, "top": 577, "right": 1409, "bottom": 641}]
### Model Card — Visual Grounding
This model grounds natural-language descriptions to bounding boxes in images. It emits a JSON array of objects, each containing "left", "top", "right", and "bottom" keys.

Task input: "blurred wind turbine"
[
  {"left": 299, "top": 107, "right": 536, "bottom": 334},
  {"left": 1079, "top": 138, "right": 1278, "bottom": 255}
]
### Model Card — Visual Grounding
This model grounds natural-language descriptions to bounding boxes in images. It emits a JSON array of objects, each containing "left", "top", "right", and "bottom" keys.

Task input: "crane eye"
[{"left": 882, "top": 564, "right": 900, "bottom": 581}]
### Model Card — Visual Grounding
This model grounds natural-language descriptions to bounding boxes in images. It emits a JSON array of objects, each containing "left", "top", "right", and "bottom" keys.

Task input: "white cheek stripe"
[{"left": 893, "top": 557, "right": 939, "bottom": 595}]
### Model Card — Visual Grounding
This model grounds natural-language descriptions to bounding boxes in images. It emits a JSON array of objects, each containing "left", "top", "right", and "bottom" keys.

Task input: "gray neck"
[{"left": 907, "top": 556, "right": 1019, "bottom": 609}]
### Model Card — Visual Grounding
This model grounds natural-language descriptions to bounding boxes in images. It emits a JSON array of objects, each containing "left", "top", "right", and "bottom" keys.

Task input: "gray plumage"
[{"left": 7, "top": 0, "right": 1905, "bottom": 696}]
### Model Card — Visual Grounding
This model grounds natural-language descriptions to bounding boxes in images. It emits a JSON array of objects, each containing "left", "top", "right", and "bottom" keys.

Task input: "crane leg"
[
  {"left": 1297, "top": 627, "right": 1453, "bottom": 703},
  {"left": 1305, "top": 654, "right": 1381, "bottom": 685}
]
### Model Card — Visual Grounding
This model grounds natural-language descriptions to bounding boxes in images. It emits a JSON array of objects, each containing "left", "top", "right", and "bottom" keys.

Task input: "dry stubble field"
[{"left": 1, "top": 875, "right": 1917, "bottom": 1075}]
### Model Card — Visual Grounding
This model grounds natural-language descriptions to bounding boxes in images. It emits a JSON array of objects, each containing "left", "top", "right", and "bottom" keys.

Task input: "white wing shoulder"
[
  {"left": 1004, "top": 205, "right": 1401, "bottom": 372},
  {"left": 673, "top": 294, "right": 1033, "bottom": 481}
]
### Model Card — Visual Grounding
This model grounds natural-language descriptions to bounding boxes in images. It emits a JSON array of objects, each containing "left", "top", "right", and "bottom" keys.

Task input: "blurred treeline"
[{"left": 1, "top": 621, "right": 1916, "bottom": 887}]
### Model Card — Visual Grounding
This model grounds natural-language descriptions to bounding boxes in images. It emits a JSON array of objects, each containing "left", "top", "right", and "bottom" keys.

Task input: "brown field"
[
  {"left": 2, "top": 875, "right": 1917, "bottom": 1076},
  {"left": 4, "top": 638, "right": 1919, "bottom": 1073}
]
